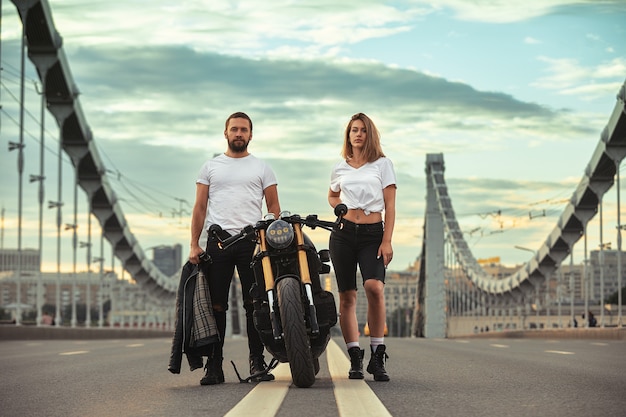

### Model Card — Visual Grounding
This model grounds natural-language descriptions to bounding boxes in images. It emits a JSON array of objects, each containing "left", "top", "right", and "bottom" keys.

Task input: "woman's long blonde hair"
[{"left": 341, "top": 112, "right": 385, "bottom": 162}]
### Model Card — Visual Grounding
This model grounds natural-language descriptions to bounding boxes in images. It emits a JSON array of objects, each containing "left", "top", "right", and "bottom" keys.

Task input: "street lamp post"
[
  {"left": 569, "top": 251, "right": 575, "bottom": 327},
  {"left": 9, "top": 136, "right": 26, "bottom": 326},
  {"left": 7, "top": 6, "right": 27, "bottom": 326},
  {"left": 9, "top": 138, "right": 26, "bottom": 326},
  {"left": 48, "top": 92, "right": 65, "bottom": 327},
  {"left": 618, "top": 224, "right": 625, "bottom": 328},
  {"left": 93, "top": 230, "right": 105, "bottom": 328},
  {"left": 31, "top": 78, "right": 46, "bottom": 326},
  {"left": 545, "top": 276, "right": 551, "bottom": 328},
  {"left": 108, "top": 246, "right": 115, "bottom": 328},
  {"left": 599, "top": 200, "right": 605, "bottom": 327},
  {"left": 119, "top": 269, "right": 126, "bottom": 328},
  {"left": 31, "top": 173, "right": 45, "bottom": 325},
  {"left": 65, "top": 222, "right": 77, "bottom": 327},
  {"left": 48, "top": 200, "right": 63, "bottom": 325},
  {"left": 68, "top": 164, "right": 82, "bottom": 326},
  {"left": 557, "top": 266, "right": 562, "bottom": 328},
  {"left": 79, "top": 197, "right": 95, "bottom": 328},
  {"left": 514, "top": 246, "right": 539, "bottom": 322},
  {"left": 80, "top": 240, "right": 92, "bottom": 328},
  {"left": 599, "top": 241, "right": 611, "bottom": 328},
  {"left": 583, "top": 229, "right": 589, "bottom": 328},
  {"left": 93, "top": 257, "right": 104, "bottom": 326},
  {"left": 616, "top": 158, "right": 623, "bottom": 327}
]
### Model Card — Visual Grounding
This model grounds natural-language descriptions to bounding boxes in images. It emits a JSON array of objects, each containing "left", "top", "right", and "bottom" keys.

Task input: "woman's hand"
[{"left": 378, "top": 241, "right": 393, "bottom": 266}]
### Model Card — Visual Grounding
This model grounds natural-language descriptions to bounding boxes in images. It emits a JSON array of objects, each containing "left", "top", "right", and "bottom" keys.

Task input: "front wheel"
[{"left": 276, "top": 277, "right": 315, "bottom": 388}]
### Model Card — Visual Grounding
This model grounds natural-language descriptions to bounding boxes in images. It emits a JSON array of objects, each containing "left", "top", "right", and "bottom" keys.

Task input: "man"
[{"left": 189, "top": 112, "right": 281, "bottom": 385}]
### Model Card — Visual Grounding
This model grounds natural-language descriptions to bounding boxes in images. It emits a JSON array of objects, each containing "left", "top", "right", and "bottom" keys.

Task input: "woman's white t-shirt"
[
  {"left": 330, "top": 157, "right": 396, "bottom": 215},
  {"left": 197, "top": 154, "right": 277, "bottom": 235}
]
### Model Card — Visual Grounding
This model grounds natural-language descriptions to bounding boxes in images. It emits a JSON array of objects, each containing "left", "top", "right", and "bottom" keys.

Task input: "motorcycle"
[{"left": 209, "top": 204, "right": 347, "bottom": 388}]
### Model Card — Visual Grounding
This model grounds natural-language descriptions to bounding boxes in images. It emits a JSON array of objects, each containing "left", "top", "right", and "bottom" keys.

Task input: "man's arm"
[
  {"left": 264, "top": 184, "right": 281, "bottom": 218},
  {"left": 189, "top": 183, "right": 209, "bottom": 264}
]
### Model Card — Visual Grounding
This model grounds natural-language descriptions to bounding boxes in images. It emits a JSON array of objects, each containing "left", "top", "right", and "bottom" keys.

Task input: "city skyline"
[{"left": 1, "top": 0, "right": 625, "bottom": 274}]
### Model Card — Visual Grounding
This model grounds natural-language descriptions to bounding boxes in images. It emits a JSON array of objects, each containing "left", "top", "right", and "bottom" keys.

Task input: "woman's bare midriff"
[{"left": 343, "top": 208, "right": 383, "bottom": 224}]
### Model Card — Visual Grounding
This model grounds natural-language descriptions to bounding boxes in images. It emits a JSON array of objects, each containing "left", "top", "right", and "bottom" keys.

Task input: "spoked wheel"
[{"left": 276, "top": 277, "right": 315, "bottom": 388}]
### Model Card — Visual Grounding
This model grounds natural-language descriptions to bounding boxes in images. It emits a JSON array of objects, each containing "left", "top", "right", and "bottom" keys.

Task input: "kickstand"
[{"left": 231, "top": 357, "right": 279, "bottom": 383}]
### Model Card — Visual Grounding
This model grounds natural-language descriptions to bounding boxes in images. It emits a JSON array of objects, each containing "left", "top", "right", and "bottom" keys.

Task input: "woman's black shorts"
[{"left": 329, "top": 219, "right": 386, "bottom": 293}]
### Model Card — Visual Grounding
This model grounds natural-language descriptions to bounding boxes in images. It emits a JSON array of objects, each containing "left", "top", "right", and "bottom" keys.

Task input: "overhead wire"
[{"left": 1, "top": 58, "right": 190, "bottom": 226}]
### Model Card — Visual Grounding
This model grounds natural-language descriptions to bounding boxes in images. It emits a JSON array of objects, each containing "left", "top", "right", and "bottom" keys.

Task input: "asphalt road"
[{"left": 1, "top": 336, "right": 624, "bottom": 417}]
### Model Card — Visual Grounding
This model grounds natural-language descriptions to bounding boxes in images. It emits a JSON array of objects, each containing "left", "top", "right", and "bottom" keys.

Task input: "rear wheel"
[{"left": 276, "top": 277, "right": 315, "bottom": 388}]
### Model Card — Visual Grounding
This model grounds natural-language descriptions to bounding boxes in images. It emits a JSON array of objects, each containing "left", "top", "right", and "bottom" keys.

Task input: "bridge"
[
  {"left": 7, "top": 0, "right": 177, "bottom": 301},
  {"left": 3, "top": 0, "right": 626, "bottom": 336}
]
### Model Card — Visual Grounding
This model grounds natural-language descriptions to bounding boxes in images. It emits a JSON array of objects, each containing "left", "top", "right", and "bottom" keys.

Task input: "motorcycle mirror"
[
  {"left": 334, "top": 203, "right": 348, "bottom": 217},
  {"left": 208, "top": 224, "right": 223, "bottom": 237}
]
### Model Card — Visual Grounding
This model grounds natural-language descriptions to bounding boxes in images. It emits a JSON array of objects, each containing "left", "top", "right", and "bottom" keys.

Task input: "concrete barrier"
[
  {"left": 451, "top": 327, "right": 626, "bottom": 340},
  {"left": 0, "top": 325, "right": 172, "bottom": 341},
  {"left": 2, "top": 324, "right": 624, "bottom": 341}
]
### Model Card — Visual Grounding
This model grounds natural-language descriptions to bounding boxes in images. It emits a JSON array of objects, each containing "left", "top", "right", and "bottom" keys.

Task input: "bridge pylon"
[{"left": 414, "top": 154, "right": 448, "bottom": 338}]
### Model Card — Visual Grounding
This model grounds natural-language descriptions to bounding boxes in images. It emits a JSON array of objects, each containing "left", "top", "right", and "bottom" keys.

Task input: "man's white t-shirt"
[
  {"left": 197, "top": 154, "right": 277, "bottom": 235},
  {"left": 330, "top": 157, "right": 396, "bottom": 216}
]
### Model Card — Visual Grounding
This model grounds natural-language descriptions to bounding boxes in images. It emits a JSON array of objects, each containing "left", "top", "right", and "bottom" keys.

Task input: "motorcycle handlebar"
[{"left": 212, "top": 206, "right": 348, "bottom": 250}]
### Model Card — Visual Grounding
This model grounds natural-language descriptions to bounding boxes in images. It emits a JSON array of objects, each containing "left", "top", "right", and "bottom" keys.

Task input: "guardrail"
[
  {"left": 0, "top": 324, "right": 171, "bottom": 340},
  {"left": 454, "top": 327, "right": 626, "bottom": 340}
]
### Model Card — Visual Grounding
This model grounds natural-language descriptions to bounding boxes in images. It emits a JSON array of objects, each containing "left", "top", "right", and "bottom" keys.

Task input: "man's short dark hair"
[{"left": 225, "top": 112, "right": 253, "bottom": 132}]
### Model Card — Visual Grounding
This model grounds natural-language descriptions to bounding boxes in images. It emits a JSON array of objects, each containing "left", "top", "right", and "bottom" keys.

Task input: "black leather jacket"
[{"left": 168, "top": 261, "right": 218, "bottom": 374}]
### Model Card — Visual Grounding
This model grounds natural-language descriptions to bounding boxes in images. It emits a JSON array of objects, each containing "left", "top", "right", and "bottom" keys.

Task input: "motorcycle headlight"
[{"left": 265, "top": 219, "right": 294, "bottom": 249}]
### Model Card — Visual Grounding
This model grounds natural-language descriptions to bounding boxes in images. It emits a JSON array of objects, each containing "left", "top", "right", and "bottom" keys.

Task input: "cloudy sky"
[{"left": 1, "top": 0, "right": 625, "bottom": 274}]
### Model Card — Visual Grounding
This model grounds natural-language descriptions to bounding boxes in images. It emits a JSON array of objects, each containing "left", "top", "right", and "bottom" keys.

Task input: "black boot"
[
  {"left": 347, "top": 347, "right": 364, "bottom": 379},
  {"left": 249, "top": 355, "right": 275, "bottom": 382},
  {"left": 200, "top": 356, "right": 224, "bottom": 386},
  {"left": 366, "top": 344, "right": 390, "bottom": 382}
]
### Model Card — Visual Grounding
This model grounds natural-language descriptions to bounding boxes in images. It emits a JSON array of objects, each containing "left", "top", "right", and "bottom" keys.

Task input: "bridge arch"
[
  {"left": 13, "top": 0, "right": 177, "bottom": 301},
  {"left": 417, "top": 79, "right": 626, "bottom": 337}
]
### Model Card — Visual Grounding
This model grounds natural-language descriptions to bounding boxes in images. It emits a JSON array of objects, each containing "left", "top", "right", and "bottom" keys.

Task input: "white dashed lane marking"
[
  {"left": 545, "top": 350, "right": 575, "bottom": 355},
  {"left": 59, "top": 351, "right": 89, "bottom": 356}
]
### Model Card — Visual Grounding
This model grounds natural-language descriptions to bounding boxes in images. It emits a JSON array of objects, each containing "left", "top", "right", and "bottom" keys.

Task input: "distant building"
[
  {"left": 457, "top": 249, "right": 625, "bottom": 305},
  {"left": 0, "top": 249, "right": 40, "bottom": 272},
  {"left": 151, "top": 244, "right": 183, "bottom": 276},
  {"left": 0, "top": 269, "right": 171, "bottom": 327},
  {"left": 589, "top": 249, "right": 626, "bottom": 303},
  {"left": 0, "top": 270, "right": 115, "bottom": 317}
]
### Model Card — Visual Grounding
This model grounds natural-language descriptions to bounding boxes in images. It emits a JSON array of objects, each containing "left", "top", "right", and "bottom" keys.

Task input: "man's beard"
[{"left": 228, "top": 139, "right": 249, "bottom": 153}]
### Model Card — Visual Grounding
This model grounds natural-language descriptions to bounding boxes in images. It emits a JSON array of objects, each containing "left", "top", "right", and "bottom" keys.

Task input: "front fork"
[
  {"left": 259, "top": 229, "right": 282, "bottom": 340},
  {"left": 260, "top": 224, "right": 320, "bottom": 340},
  {"left": 293, "top": 223, "right": 319, "bottom": 335}
]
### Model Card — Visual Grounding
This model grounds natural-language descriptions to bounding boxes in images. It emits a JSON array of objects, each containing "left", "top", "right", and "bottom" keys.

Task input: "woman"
[{"left": 328, "top": 112, "right": 396, "bottom": 382}]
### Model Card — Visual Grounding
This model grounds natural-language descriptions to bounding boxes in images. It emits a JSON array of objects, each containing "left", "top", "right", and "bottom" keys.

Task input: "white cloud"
[
  {"left": 532, "top": 56, "right": 626, "bottom": 99},
  {"left": 45, "top": 0, "right": 424, "bottom": 59},
  {"left": 420, "top": 0, "right": 597, "bottom": 23},
  {"left": 1, "top": 0, "right": 623, "bottom": 273},
  {"left": 524, "top": 36, "right": 542, "bottom": 44}
]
